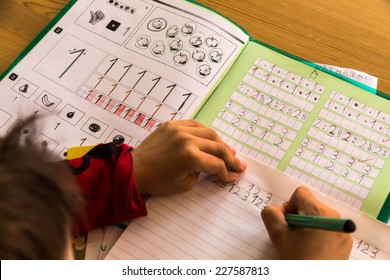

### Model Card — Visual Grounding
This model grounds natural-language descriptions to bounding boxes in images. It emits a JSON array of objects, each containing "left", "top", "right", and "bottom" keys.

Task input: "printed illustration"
[
  {"left": 34, "top": 91, "right": 61, "bottom": 112},
  {"left": 150, "top": 40, "right": 165, "bottom": 57},
  {"left": 166, "top": 25, "right": 179, "bottom": 38},
  {"left": 89, "top": 10, "right": 105, "bottom": 25},
  {"left": 75, "top": 0, "right": 153, "bottom": 45},
  {"left": 181, "top": 22, "right": 196, "bottom": 36},
  {"left": 147, "top": 18, "right": 167, "bottom": 32},
  {"left": 136, "top": 35, "right": 151, "bottom": 49},
  {"left": 58, "top": 104, "right": 85, "bottom": 126},
  {"left": 173, "top": 50, "right": 190, "bottom": 66},
  {"left": 189, "top": 33, "right": 204, "bottom": 47},
  {"left": 209, "top": 48, "right": 223, "bottom": 63},
  {"left": 107, "top": 0, "right": 136, "bottom": 14},
  {"left": 192, "top": 48, "right": 206, "bottom": 62},
  {"left": 205, "top": 34, "right": 221, "bottom": 48},
  {"left": 125, "top": 7, "right": 239, "bottom": 86},
  {"left": 11, "top": 78, "right": 38, "bottom": 98}
]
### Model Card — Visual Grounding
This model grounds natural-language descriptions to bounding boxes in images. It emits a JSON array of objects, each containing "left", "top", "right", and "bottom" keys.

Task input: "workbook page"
[
  {"left": 196, "top": 42, "right": 390, "bottom": 222},
  {"left": 0, "top": 0, "right": 248, "bottom": 156},
  {"left": 106, "top": 154, "right": 390, "bottom": 260}
]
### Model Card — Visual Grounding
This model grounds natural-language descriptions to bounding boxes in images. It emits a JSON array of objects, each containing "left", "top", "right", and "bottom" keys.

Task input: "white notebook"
[{"left": 106, "top": 154, "right": 390, "bottom": 260}]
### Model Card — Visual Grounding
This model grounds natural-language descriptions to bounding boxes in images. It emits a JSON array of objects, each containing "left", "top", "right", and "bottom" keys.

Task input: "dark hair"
[{"left": 0, "top": 116, "right": 84, "bottom": 259}]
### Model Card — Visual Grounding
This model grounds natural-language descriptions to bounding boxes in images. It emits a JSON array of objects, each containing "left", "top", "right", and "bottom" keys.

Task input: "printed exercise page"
[
  {"left": 106, "top": 154, "right": 390, "bottom": 260},
  {"left": 196, "top": 42, "right": 390, "bottom": 222},
  {"left": 0, "top": 0, "right": 248, "bottom": 158}
]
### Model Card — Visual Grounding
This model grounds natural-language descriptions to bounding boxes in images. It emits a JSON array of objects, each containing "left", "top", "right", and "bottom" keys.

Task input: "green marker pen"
[{"left": 285, "top": 213, "right": 356, "bottom": 233}]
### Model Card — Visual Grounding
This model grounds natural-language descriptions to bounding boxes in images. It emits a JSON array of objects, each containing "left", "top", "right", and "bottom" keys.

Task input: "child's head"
[{"left": 0, "top": 117, "right": 84, "bottom": 259}]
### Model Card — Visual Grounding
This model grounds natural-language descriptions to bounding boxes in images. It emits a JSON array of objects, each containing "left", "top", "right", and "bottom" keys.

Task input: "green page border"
[{"left": 0, "top": 0, "right": 78, "bottom": 81}]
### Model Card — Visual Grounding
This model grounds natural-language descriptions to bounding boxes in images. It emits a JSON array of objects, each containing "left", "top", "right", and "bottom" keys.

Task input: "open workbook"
[{"left": 1, "top": 0, "right": 390, "bottom": 259}]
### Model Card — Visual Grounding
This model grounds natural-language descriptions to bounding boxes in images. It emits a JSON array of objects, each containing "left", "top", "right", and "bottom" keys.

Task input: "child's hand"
[
  {"left": 261, "top": 186, "right": 353, "bottom": 259},
  {"left": 132, "top": 120, "right": 247, "bottom": 195}
]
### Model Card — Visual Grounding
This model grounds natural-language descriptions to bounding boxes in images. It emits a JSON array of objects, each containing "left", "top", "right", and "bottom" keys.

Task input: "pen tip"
[{"left": 344, "top": 220, "right": 356, "bottom": 233}]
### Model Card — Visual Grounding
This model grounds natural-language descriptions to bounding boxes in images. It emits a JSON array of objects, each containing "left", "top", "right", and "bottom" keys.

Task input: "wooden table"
[{"left": 1, "top": 0, "right": 390, "bottom": 95}]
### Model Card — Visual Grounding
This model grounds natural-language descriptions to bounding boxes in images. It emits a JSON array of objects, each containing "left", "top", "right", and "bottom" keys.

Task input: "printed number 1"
[{"left": 59, "top": 48, "right": 86, "bottom": 78}]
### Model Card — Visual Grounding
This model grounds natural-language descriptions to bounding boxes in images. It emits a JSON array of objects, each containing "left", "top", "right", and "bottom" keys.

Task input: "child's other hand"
[
  {"left": 261, "top": 186, "right": 353, "bottom": 259},
  {"left": 132, "top": 120, "right": 247, "bottom": 195}
]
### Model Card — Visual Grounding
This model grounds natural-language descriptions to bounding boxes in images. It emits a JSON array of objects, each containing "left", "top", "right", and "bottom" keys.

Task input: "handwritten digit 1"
[
  {"left": 94, "top": 94, "right": 103, "bottom": 104},
  {"left": 133, "top": 70, "right": 147, "bottom": 89},
  {"left": 104, "top": 98, "right": 113, "bottom": 109},
  {"left": 59, "top": 48, "right": 86, "bottom": 78},
  {"left": 80, "top": 138, "right": 87, "bottom": 146},
  {"left": 170, "top": 112, "right": 178, "bottom": 120},
  {"left": 148, "top": 77, "right": 161, "bottom": 95},
  {"left": 108, "top": 83, "right": 118, "bottom": 96},
  {"left": 163, "top": 84, "right": 176, "bottom": 102},
  {"left": 105, "top": 58, "right": 118, "bottom": 76},
  {"left": 143, "top": 117, "right": 152, "bottom": 127},
  {"left": 94, "top": 76, "right": 104, "bottom": 89},
  {"left": 178, "top": 93, "right": 192, "bottom": 111},
  {"left": 119, "top": 64, "right": 132, "bottom": 82},
  {"left": 152, "top": 104, "right": 162, "bottom": 117},
  {"left": 137, "top": 97, "right": 146, "bottom": 110}
]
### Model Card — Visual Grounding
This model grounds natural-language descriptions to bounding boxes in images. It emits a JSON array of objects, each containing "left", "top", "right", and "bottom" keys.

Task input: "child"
[
  {"left": 0, "top": 117, "right": 352, "bottom": 259},
  {"left": 0, "top": 117, "right": 245, "bottom": 259},
  {"left": 0, "top": 117, "right": 83, "bottom": 259}
]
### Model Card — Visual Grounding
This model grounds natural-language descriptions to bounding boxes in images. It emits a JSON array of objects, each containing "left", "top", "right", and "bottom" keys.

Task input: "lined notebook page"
[
  {"left": 106, "top": 154, "right": 390, "bottom": 260},
  {"left": 106, "top": 180, "right": 278, "bottom": 259}
]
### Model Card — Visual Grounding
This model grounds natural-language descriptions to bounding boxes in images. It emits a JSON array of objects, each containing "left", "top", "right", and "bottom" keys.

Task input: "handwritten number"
[
  {"left": 119, "top": 64, "right": 132, "bottom": 82},
  {"left": 148, "top": 77, "right": 161, "bottom": 95},
  {"left": 133, "top": 70, "right": 147, "bottom": 89},
  {"left": 178, "top": 93, "right": 192, "bottom": 111},
  {"left": 105, "top": 58, "right": 118, "bottom": 76},
  {"left": 59, "top": 48, "right": 86, "bottom": 78},
  {"left": 163, "top": 84, "right": 176, "bottom": 102}
]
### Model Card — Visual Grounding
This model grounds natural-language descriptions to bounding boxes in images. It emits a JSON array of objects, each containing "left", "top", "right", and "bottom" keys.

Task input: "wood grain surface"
[{"left": 1, "top": 0, "right": 389, "bottom": 94}]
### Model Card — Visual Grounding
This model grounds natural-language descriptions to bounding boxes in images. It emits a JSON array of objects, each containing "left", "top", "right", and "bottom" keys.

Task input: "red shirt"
[{"left": 67, "top": 143, "right": 147, "bottom": 233}]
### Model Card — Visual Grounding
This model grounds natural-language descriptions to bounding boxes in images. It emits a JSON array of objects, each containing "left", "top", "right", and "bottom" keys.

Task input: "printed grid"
[
  {"left": 286, "top": 91, "right": 390, "bottom": 210},
  {"left": 211, "top": 57, "right": 390, "bottom": 211},
  {"left": 77, "top": 55, "right": 196, "bottom": 132},
  {"left": 211, "top": 57, "right": 324, "bottom": 169}
]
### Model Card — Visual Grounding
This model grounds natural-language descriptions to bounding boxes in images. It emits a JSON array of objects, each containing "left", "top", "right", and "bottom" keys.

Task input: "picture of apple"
[
  {"left": 173, "top": 51, "right": 190, "bottom": 65},
  {"left": 189, "top": 34, "right": 204, "bottom": 47},
  {"left": 151, "top": 41, "right": 165, "bottom": 56},
  {"left": 181, "top": 22, "right": 196, "bottom": 35},
  {"left": 169, "top": 38, "right": 183, "bottom": 52},
  {"left": 192, "top": 49, "right": 206, "bottom": 62},
  {"left": 166, "top": 26, "right": 179, "bottom": 38},
  {"left": 147, "top": 18, "right": 167, "bottom": 32},
  {"left": 209, "top": 48, "right": 223, "bottom": 63},
  {"left": 153, "top": 19, "right": 164, "bottom": 29},
  {"left": 205, "top": 34, "right": 221, "bottom": 48},
  {"left": 197, "top": 63, "right": 212, "bottom": 77},
  {"left": 136, "top": 35, "right": 151, "bottom": 49}
]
